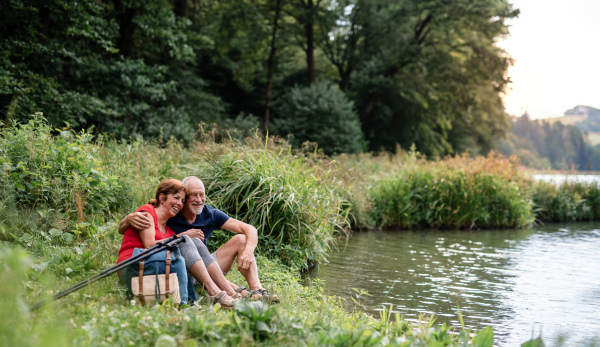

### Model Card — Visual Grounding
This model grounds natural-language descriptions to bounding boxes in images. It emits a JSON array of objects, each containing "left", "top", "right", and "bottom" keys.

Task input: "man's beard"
[{"left": 188, "top": 204, "right": 204, "bottom": 215}]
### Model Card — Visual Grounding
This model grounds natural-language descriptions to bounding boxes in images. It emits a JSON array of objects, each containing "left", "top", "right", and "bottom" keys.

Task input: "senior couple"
[{"left": 116, "top": 176, "right": 278, "bottom": 307}]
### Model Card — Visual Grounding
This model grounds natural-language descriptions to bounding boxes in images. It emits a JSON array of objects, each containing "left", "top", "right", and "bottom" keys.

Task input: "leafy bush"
[
  {"left": 0, "top": 114, "right": 125, "bottom": 222},
  {"left": 273, "top": 82, "right": 365, "bottom": 155}
]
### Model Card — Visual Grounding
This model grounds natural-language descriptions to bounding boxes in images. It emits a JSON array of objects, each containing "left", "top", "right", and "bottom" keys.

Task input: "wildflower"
[
  {"left": 183, "top": 316, "right": 190, "bottom": 322},
  {"left": 130, "top": 300, "right": 136, "bottom": 306}
]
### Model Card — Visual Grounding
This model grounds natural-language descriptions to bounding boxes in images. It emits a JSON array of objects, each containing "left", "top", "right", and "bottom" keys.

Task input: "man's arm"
[
  {"left": 117, "top": 212, "right": 152, "bottom": 235},
  {"left": 221, "top": 218, "right": 258, "bottom": 270},
  {"left": 118, "top": 212, "right": 205, "bottom": 240}
]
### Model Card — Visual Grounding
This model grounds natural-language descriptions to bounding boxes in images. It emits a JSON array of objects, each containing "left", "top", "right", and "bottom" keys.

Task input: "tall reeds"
[
  {"left": 531, "top": 180, "right": 600, "bottom": 222},
  {"left": 346, "top": 150, "right": 536, "bottom": 229},
  {"left": 192, "top": 136, "right": 351, "bottom": 270}
]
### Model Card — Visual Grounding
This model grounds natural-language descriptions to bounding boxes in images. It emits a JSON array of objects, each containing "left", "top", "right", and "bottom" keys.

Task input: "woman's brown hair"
[{"left": 149, "top": 179, "right": 187, "bottom": 207}]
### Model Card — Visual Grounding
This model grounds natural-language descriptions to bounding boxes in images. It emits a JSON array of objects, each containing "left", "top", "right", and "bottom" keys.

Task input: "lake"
[
  {"left": 532, "top": 173, "right": 600, "bottom": 185},
  {"left": 308, "top": 223, "right": 600, "bottom": 346}
]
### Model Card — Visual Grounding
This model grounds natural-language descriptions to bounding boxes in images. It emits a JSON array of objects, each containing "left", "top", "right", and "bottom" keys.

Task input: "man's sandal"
[
  {"left": 255, "top": 288, "right": 280, "bottom": 304},
  {"left": 235, "top": 286, "right": 261, "bottom": 301}
]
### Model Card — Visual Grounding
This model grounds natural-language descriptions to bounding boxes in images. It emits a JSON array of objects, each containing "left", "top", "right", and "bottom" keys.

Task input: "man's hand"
[
  {"left": 118, "top": 212, "right": 152, "bottom": 235},
  {"left": 179, "top": 229, "right": 204, "bottom": 242},
  {"left": 129, "top": 212, "right": 152, "bottom": 230},
  {"left": 238, "top": 249, "right": 254, "bottom": 270}
]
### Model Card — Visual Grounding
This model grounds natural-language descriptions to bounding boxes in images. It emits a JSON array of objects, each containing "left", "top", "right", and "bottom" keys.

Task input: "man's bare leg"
[{"left": 215, "top": 234, "right": 262, "bottom": 290}]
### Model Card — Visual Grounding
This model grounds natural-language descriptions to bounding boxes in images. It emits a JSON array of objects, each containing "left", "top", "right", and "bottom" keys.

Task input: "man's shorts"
[{"left": 211, "top": 250, "right": 228, "bottom": 276}]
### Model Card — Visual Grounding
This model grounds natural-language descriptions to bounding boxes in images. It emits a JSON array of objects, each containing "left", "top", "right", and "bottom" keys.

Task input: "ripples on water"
[{"left": 308, "top": 224, "right": 600, "bottom": 346}]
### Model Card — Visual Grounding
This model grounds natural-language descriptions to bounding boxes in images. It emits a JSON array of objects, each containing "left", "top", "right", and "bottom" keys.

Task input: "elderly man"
[{"left": 118, "top": 176, "right": 278, "bottom": 302}]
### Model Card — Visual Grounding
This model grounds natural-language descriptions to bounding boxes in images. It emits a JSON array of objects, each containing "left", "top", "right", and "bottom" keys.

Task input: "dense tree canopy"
[{"left": 1, "top": 0, "right": 517, "bottom": 155}]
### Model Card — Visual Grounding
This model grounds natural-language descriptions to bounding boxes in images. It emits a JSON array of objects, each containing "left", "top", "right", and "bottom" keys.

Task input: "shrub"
[
  {"left": 273, "top": 82, "right": 365, "bottom": 155},
  {"left": 0, "top": 114, "right": 125, "bottom": 224}
]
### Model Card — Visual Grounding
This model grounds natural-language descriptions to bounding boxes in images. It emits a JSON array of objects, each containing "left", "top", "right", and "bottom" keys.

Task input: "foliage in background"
[
  {"left": 0, "top": 0, "right": 222, "bottom": 141},
  {"left": 0, "top": 114, "right": 124, "bottom": 216},
  {"left": 327, "top": 0, "right": 516, "bottom": 155},
  {"left": 273, "top": 82, "right": 365, "bottom": 155},
  {"left": 2, "top": 0, "right": 517, "bottom": 157},
  {"left": 0, "top": 114, "right": 125, "bottom": 247},
  {"left": 499, "top": 113, "right": 600, "bottom": 170}
]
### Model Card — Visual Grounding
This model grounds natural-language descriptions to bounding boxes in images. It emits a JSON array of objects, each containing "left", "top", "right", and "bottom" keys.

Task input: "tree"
[
  {"left": 273, "top": 82, "right": 364, "bottom": 154},
  {"left": 316, "top": 0, "right": 517, "bottom": 155}
]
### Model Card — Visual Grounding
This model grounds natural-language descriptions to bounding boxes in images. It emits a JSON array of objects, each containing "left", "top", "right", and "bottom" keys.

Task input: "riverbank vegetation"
[{"left": 0, "top": 115, "right": 589, "bottom": 345}]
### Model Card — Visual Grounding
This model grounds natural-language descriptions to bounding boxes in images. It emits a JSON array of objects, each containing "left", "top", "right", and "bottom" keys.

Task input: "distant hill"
[
  {"left": 564, "top": 105, "right": 600, "bottom": 118},
  {"left": 534, "top": 105, "right": 600, "bottom": 146},
  {"left": 499, "top": 110, "right": 600, "bottom": 170}
]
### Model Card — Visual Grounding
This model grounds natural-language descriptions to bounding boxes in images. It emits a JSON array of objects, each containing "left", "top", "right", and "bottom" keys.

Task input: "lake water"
[
  {"left": 532, "top": 173, "right": 600, "bottom": 185},
  {"left": 308, "top": 223, "right": 600, "bottom": 346}
]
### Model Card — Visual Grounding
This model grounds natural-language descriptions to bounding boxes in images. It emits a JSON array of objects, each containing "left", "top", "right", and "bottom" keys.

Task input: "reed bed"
[
  {"left": 188, "top": 136, "right": 351, "bottom": 270},
  {"left": 531, "top": 180, "right": 600, "bottom": 222},
  {"left": 363, "top": 152, "right": 535, "bottom": 229}
]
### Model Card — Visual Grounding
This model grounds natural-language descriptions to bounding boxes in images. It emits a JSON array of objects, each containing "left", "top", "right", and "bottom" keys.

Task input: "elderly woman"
[{"left": 117, "top": 178, "right": 237, "bottom": 307}]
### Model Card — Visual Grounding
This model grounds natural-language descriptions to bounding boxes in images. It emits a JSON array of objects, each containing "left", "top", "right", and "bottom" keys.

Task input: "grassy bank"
[{"left": 0, "top": 115, "right": 586, "bottom": 345}]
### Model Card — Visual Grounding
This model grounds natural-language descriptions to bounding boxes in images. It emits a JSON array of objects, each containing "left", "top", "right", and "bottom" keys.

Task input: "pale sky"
[{"left": 499, "top": 0, "right": 600, "bottom": 119}]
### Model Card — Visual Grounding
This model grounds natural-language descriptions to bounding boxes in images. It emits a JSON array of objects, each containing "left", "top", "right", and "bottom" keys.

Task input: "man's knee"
[{"left": 232, "top": 234, "right": 246, "bottom": 250}]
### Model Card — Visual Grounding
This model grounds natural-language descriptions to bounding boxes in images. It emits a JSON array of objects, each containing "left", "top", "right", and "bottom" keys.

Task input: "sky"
[{"left": 499, "top": 0, "right": 600, "bottom": 119}]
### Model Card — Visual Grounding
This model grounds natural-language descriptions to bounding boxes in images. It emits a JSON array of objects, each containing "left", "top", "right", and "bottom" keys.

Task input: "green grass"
[{"left": 1, "top": 241, "right": 506, "bottom": 346}]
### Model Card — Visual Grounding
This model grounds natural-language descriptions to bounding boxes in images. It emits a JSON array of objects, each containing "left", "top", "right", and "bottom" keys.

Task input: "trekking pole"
[{"left": 29, "top": 235, "right": 186, "bottom": 311}]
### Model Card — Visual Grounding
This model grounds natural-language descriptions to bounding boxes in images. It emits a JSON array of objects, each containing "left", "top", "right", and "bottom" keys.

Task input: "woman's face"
[{"left": 160, "top": 190, "right": 185, "bottom": 218}]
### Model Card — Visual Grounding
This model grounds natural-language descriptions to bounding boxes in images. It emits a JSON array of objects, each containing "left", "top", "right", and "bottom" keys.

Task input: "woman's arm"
[{"left": 138, "top": 216, "right": 159, "bottom": 248}]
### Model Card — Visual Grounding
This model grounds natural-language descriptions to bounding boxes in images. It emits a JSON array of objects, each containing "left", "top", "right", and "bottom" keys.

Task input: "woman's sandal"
[{"left": 208, "top": 291, "right": 236, "bottom": 308}]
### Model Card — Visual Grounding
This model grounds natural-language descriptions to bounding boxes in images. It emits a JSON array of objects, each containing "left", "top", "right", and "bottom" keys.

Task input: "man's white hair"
[{"left": 182, "top": 176, "right": 203, "bottom": 188}]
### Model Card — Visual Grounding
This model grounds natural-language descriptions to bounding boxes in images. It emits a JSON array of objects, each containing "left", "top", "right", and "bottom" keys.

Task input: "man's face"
[{"left": 185, "top": 180, "right": 206, "bottom": 215}]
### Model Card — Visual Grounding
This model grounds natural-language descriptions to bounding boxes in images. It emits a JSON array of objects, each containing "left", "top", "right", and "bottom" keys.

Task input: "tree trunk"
[
  {"left": 173, "top": 0, "right": 187, "bottom": 17},
  {"left": 264, "top": 0, "right": 284, "bottom": 131},
  {"left": 305, "top": 0, "right": 315, "bottom": 84},
  {"left": 114, "top": 0, "right": 136, "bottom": 57},
  {"left": 6, "top": 93, "right": 20, "bottom": 124}
]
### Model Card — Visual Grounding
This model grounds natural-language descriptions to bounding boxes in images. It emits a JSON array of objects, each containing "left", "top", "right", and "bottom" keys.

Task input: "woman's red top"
[{"left": 116, "top": 204, "right": 176, "bottom": 264}]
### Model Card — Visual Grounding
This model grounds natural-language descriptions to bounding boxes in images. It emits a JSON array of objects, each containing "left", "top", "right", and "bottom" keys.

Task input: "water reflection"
[{"left": 308, "top": 223, "right": 600, "bottom": 346}]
